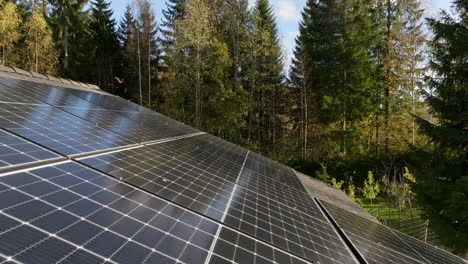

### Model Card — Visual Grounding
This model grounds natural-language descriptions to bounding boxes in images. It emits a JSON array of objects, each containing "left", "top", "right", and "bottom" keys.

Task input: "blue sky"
[{"left": 109, "top": 0, "right": 451, "bottom": 67}]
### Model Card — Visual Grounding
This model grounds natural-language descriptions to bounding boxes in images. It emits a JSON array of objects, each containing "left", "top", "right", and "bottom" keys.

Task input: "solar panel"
[
  {"left": 118, "top": 111, "right": 201, "bottom": 137},
  {"left": 0, "top": 102, "right": 136, "bottom": 156},
  {"left": 0, "top": 129, "right": 62, "bottom": 170},
  {"left": 79, "top": 135, "right": 358, "bottom": 263},
  {"left": 320, "top": 200, "right": 466, "bottom": 264},
  {"left": 0, "top": 77, "right": 196, "bottom": 142},
  {"left": 0, "top": 76, "right": 103, "bottom": 108},
  {"left": 79, "top": 143, "right": 238, "bottom": 221},
  {"left": 0, "top": 80, "right": 48, "bottom": 105},
  {"left": 244, "top": 152, "right": 306, "bottom": 192},
  {"left": 0, "top": 162, "right": 220, "bottom": 264},
  {"left": 56, "top": 107, "right": 169, "bottom": 143},
  {"left": 63, "top": 87, "right": 151, "bottom": 113},
  {"left": 208, "top": 226, "right": 310, "bottom": 264}
]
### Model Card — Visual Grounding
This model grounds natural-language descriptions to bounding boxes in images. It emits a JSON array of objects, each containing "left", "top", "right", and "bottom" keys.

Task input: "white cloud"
[{"left": 276, "top": 1, "right": 301, "bottom": 22}]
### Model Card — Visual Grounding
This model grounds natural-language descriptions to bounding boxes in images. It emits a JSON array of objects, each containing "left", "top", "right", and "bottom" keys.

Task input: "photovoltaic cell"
[
  {"left": 118, "top": 111, "right": 201, "bottom": 138},
  {"left": 79, "top": 144, "right": 237, "bottom": 221},
  {"left": 224, "top": 186, "right": 357, "bottom": 263},
  {"left": 145, "top": 135, "right": 247, "bottom": 182},
  {"left": 391, "top": 229, "right": 466, "bottom": 264},
  {"left": 0, "top": 161, "right": 220, "bottom": 264},
  {"left": 0, "top": 76, "right": 103, "bottom": 108},
  {"left": 244, "top": 152, "right": 306, "bottom": 192},
  {"left": 0, "top": 77, "right": 188, "bottom": 142},
  {"left": 320, "top": 200, "right": 465, "bottom": 264},
  {"left": 80, "top": 136, "right": 357, "bottom": 264},
  {"left": 0, "top": 129, "right": 60, "bottom": 169},
  {"left": 56, "top": 107, "right": 168, "bottom": 143},
  {"left": 63, "top": 88, "right": 150, "bottom": 113},
  {"left": 0, "top": 102, "right": 136, "bottom": 156},
  {"left": 208, "top": 227, "right": 310, "bottom": 264}
]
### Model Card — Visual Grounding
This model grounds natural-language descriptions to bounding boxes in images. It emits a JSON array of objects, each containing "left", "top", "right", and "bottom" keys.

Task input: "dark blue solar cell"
[
  {"left": 0, "top": 130, "right": 60, "bottom": 169},
  {"left": 0, "top": 102, "right": 135, "bottom": 156},
  {"left": 16, "top": 237, "right": 75, "bottom": 264}
]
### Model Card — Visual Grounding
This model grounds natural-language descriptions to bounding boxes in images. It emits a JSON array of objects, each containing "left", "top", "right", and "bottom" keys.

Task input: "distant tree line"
[{"left": 0, "top": 0, "right": 466, "bottom": 254}]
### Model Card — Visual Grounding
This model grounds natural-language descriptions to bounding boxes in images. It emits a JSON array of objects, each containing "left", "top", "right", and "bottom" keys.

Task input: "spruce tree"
[
  {"left": 49, "top": 0, "right": 88, "bottom": 74},
  {"left": 160, "top": 0, "right": 186, "bottom": 49},
  {"left": 292, "top": 0, "right": 379, "bottom": 157},
  {"left": 289, "top": 0, "right": 317, "bottom": 159},
  {"left": 247, "top": 0, "right": 284, "bottom": 153},
  {"left": 117, "top": 4, "right": 138, "bottom": 99},
  {"left": 215, "top": 0, "right": 251, "bottom": 89},
  {"left": 134, "top": 0, "right": 160, "bottom": 108},
  {"left": 412, "top": 0, "right": 468, "bottom": 254},
  {"left": 89, "top": 0, "right": 119, "bottom": 92}
]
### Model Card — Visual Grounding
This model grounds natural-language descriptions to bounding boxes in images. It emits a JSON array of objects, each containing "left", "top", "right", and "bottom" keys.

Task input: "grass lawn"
[{"left": 357, "top": 197, "right": 424, "bottom": 228}]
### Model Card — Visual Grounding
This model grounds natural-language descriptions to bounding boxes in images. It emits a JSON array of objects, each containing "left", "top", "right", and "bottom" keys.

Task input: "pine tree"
[
  {"left": 400, "top": 0, "right": 426, "bottom": 147},
  {"left": 21, "top": 11, "right": 58, "bottom": 74},
  {"left": 134, "top": 0, "right": 160, "bottom": 108},
  {"left": 118, "top": 4, "right": 138, "bottom": 99},
  {"left": 160, "top": 0, "right": 186, "bottom": 49},
  {"left": 49, "top": 0, "right": 88, "bottom": 73},
  {"left": 292, "top": 0, "right": 379, "bottom": 157},
  {"left": 247, "top": 0, "right": 284, "bottom": 153},
  {"left": 289, "top": 0, "right": 318, "bottom": 159},
  {"left": 215, "top": 0, "right": 251, "bottom": 89},
  {"left": 412, "top": 0, "right": 468, "bottom": 254},
  {"left": 89, "top": 0, "right": 119, "bottom": 93},
  {"left": 0, "top": 0, "right": 21, "bottom": 66}
]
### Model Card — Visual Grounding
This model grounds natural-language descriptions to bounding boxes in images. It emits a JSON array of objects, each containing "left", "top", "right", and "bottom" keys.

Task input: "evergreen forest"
[{"left": 0, "top": 0, "right": 466, "bottom": 255}]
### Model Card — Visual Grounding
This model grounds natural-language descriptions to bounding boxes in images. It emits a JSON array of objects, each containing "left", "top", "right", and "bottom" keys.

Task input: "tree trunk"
[
  {"left": 137, "top": 29, "right": 142, "bottom": 106},
  {"left": 196, "top": 47, "right": 201, "bottom": 128},
  {"left": 148, "top": 36, "right": 151, "bottom": 109},
  {"left": 35, "top": 34, "right": 38, "bottom": 72},
  {"left": 64, "top": 25, "right": 69, "bottom": 70},
  {"left": 384, "top": 0, "right": 391, "bottom": 155},
  {"left": 42, "top": 0, "right": 47, "bottom": 16}
]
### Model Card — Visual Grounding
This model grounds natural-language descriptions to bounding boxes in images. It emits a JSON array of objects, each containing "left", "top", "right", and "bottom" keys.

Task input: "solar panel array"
[{"left": 0, "top": 74, "right": 465, "bottom": 264}]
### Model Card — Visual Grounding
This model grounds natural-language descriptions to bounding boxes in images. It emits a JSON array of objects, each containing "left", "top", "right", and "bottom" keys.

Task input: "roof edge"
[{"left": 0, "top": 65, "right": 102, "bottom": 92}]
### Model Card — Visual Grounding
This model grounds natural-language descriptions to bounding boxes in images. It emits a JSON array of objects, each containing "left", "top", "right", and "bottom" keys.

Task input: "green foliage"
[
  {"left": 347, "top": 177, "right": 356, "bottom": 200},
  {"left": 0, "top": 0, "right": 21, "bottom": 65},
  {"left": 160, "top": 0, "right": 186, "bottom": 48},
  {"left": 410, "top": 0, "right": 468, "bottom": 254},
  {"left": 21, "top": 11, "right": 58, "bottom": 74},
  {"left": 331, "top": 178, "right": 344, "bottom": 189},
  {"left": 316, "top": 163, "right": 331, "bottom": 183},
  {"left": 89, "top": 0, "right": 120, "bottom": 92},
  {"left": 245, "top": 0, "right": 286, "bottom": 154},
  {"left": 363, "top": 171, "right": 380, "bottom": 204},
  {"left": 203, "top": 39, "right": 248, "bottom": 139}
]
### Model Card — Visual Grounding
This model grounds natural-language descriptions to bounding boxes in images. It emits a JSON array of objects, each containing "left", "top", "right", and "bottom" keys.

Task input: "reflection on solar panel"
[
  {"left": 0, "top": 162, "right": 219, "bottom": 264},
  {"left": 0, "top": 129, "right": 61, "bottom": 170},
  {"left": 320, "top": 200, "right": 466, "bottom": 264},
  {"left": 0, "top": 102, "right": 136, "bottom": 155},
  {"left": 0, "top": 74, "right": 465, "bottom": 264}
]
